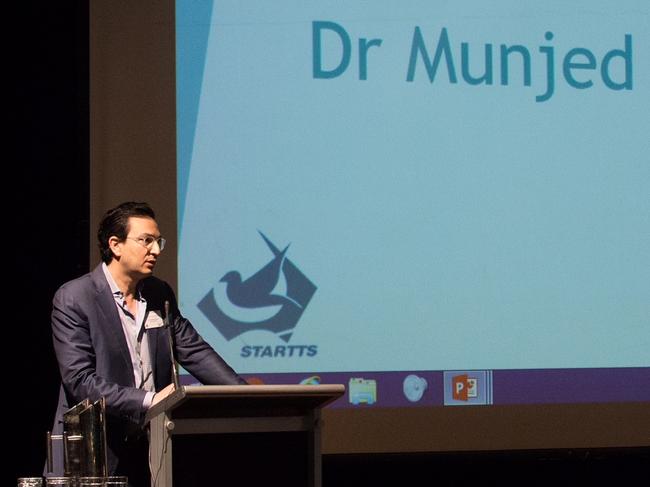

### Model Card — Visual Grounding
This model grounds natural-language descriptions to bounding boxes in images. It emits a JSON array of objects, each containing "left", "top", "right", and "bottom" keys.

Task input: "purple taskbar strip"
[{"left": 176, "top": 367, "right": 650, "bottom": 409}]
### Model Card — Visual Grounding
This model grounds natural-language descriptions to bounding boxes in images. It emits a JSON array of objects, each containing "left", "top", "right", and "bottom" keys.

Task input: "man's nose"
[{"left": 149, "top": 240, "right": 162, "bottom": 255}]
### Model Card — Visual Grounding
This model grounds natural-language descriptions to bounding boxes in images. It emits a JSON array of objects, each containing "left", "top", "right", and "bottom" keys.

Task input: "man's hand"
[{"left": 150, "top": 383, "right": 176, "bottom": 408}]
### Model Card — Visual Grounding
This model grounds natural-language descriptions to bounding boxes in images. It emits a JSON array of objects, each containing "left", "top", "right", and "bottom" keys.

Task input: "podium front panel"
[{"left": 171, "top": 431, "right": 310, "bottom": 486}]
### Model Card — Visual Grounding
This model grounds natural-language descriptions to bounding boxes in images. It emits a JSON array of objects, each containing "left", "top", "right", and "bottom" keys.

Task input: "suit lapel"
[
  {"left": 146, "top": 313, "right": 160, "bottom": 378},
  {"left": 91, "top": 264, "right": 136, "bottom": 386},
  {"left": 141, "top": 279, "right": 170, "bottom": 391},
  {"left": 144, "top": 302, "right": 167, "bottom": 391}
]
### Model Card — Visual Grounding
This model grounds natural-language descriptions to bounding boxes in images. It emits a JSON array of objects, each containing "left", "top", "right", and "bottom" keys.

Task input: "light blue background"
[{"left": 177, "top": 1, "right": 649, "bottom": 373}]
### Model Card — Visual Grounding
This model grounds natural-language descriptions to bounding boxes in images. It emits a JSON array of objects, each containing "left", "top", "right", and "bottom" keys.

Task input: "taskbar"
[{"left": 181, "top": 367, "right": 650, "bottom": 409}]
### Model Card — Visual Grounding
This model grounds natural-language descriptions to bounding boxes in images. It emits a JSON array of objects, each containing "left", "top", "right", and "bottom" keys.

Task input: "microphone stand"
[{"left": 164, "top": 300, "right": 181, "bottom": 389}]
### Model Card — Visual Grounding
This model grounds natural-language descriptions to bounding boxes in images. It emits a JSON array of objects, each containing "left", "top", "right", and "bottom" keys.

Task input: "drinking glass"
[
  {"left": 78, "top": 477, "right": 105, "bottom": 487},
  {"left": 17, "top": 478, "right": 43, "bottom": 487},
  {"left": 45, "top": 478, "right": 74, "bottom": 486},
  {"left": 105, "top": 476, "right": 128, "bottom": 487}
]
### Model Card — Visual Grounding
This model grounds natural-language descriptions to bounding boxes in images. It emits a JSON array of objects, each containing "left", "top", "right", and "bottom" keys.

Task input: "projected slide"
[{"left": 176, "top": 1, "right": 649, "bottom": 407}]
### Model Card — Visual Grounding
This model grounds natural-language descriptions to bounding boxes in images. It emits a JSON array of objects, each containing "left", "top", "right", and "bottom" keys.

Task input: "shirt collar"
[{"left": 101, "top": 262, "right": 144, "bottom": 302}]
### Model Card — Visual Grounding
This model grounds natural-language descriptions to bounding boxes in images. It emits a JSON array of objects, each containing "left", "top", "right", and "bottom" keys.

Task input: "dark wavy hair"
[{"left": 97, "top": 202, "right": 156, "bottom": 264}]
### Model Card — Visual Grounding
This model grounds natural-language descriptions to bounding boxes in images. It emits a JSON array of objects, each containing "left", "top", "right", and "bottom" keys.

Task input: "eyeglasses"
[{"left": 127, "top": 235, "right": 166, "bottom": 251}]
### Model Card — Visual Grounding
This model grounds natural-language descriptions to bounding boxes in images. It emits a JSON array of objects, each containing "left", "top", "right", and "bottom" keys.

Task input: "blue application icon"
[
  {"left": 300, "top": 375, "right": 321, "bottom": 385},
  {"left": 349, "top": 378, "right": 377, "bottom": 405},
  {"left": 403, "top": 374, "right": 428, "bottom": 402}
]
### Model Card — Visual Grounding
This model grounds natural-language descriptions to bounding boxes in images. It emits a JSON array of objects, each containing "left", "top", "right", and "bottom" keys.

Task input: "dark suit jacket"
[{"left": 49, "top": 264, "right": 244, "bottom": 476}]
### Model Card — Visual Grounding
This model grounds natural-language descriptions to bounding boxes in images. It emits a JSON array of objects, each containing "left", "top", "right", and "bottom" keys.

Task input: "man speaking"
[{"left": 49, "top": 202, "right": 245, "bottom": 486}]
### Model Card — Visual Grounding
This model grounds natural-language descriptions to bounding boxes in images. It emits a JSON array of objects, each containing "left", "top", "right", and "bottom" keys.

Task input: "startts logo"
[{"left": 198, "top": 232, "right": 317, "bottom": 351}]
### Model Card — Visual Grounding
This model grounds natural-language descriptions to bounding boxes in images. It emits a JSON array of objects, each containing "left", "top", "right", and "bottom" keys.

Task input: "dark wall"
[
  {"left": 10, "top": 2, "right": 89, "bottom": 484},
  {"left": 322, "top": 448, "right": 650, "bottom": 487}
]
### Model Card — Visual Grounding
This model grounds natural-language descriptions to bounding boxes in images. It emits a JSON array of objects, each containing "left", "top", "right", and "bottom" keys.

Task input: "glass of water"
[
  {"left": 45, "top": 478, "right": 74, "bottom": 486},
  {"left": 105, "top": 476, "right": 128, "bottom": 487},
  {"left": 78, "top": 477, "right": 105, "bottom": 487},
  {"left": 17, "top": 478, "right": 43, "bottom": 487}
]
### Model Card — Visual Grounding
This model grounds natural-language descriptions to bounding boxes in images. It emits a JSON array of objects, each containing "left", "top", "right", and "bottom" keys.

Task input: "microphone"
[{"left": 164, "top": 300, "right": 181, "bottom": 389}]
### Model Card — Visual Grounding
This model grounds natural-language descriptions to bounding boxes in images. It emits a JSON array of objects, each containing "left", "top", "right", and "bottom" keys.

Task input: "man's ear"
[{"left": 108, "top": 236, "right": 123, "bottom": 259}]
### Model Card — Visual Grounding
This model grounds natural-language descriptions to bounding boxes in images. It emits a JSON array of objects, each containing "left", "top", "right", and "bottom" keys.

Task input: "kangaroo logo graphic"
[{"left": 198, "top": 231, "right": 317, "bottom": 342}]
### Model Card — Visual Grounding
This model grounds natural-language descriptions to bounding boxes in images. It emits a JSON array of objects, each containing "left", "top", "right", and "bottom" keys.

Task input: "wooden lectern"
[{"left": 145, "top": 384, "right": 344, "bottom": 487}]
